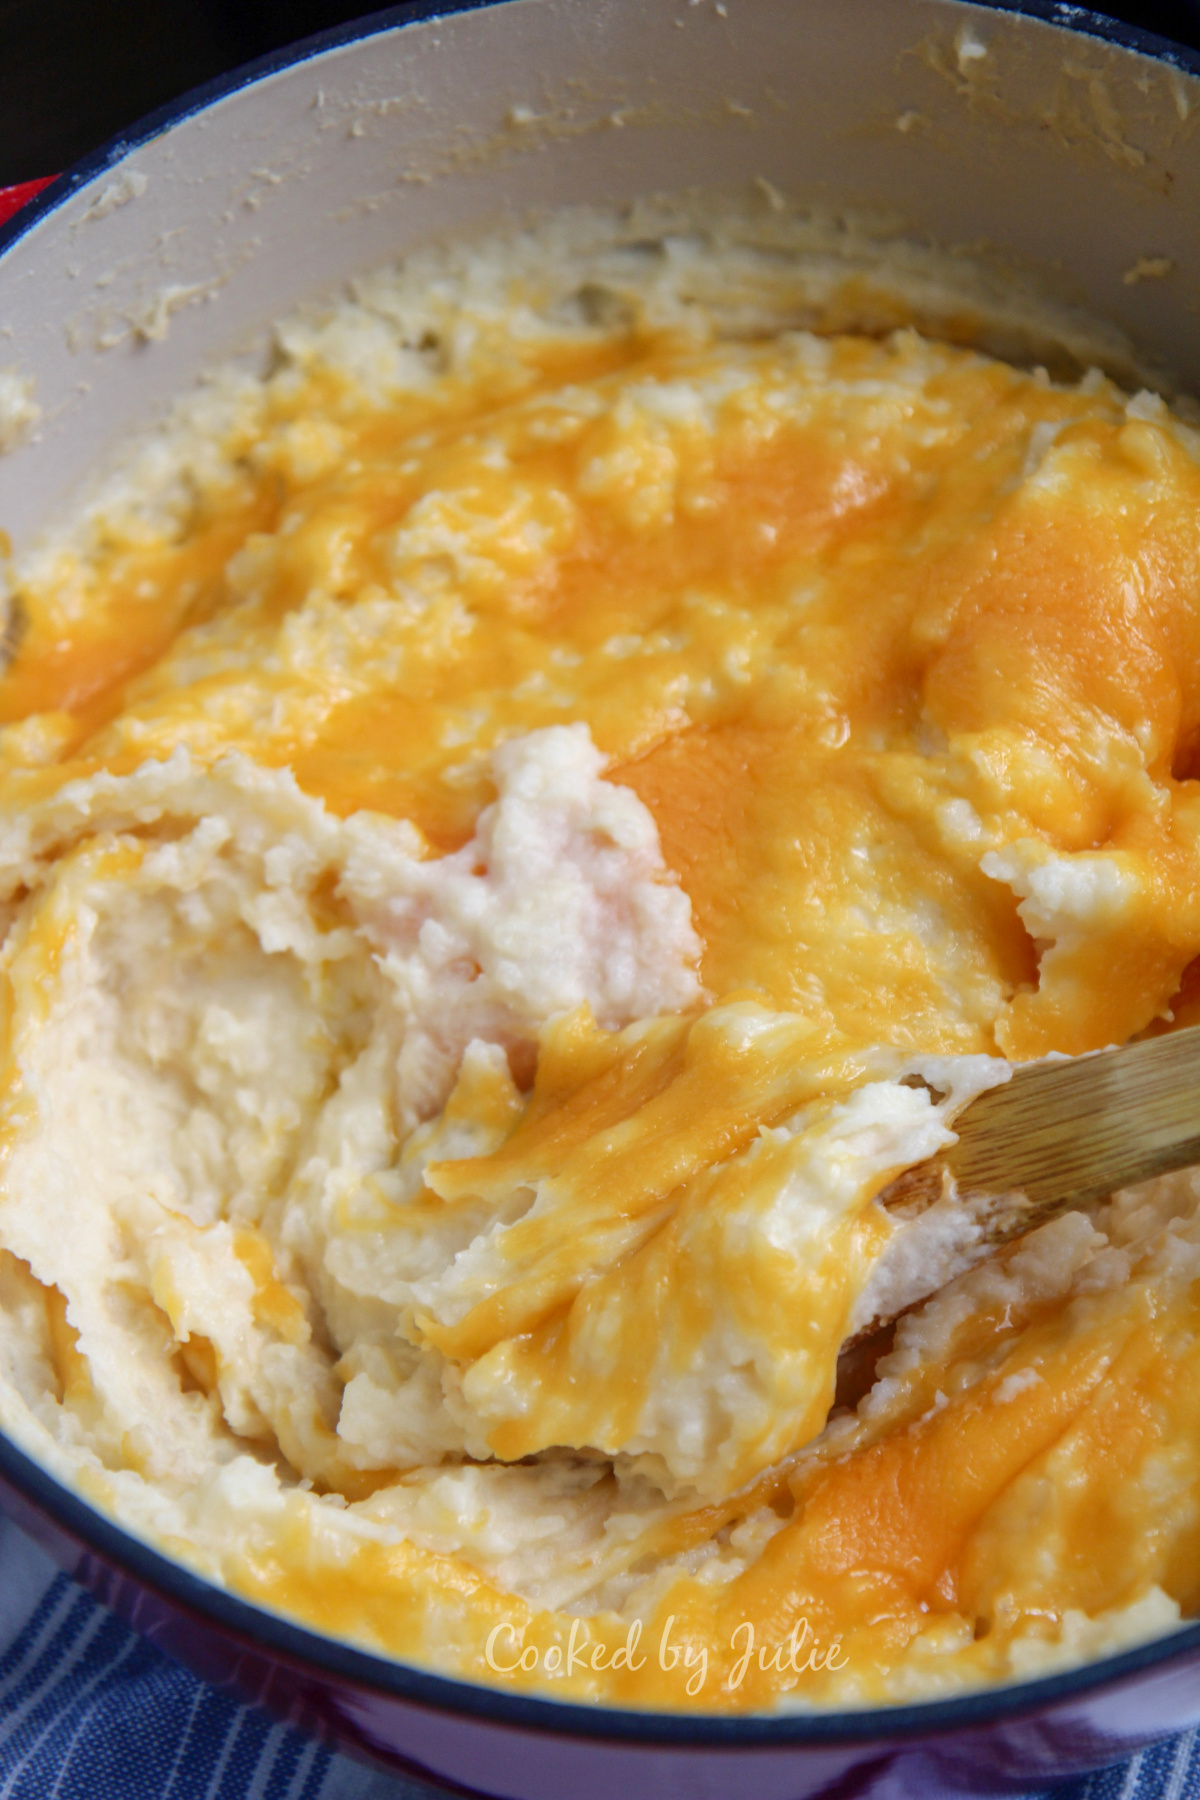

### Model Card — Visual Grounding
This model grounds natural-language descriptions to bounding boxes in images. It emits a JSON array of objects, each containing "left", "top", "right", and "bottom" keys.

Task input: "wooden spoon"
[
  {"left": 834, "top": 1023, "right": 1200, "bottom": 1401},
  {"left": 881, "top": 1022, "right": 1200, "bottom": 1227}
]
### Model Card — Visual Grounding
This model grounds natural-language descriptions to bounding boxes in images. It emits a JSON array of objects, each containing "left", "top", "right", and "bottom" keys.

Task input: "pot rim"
[{"left": 2, "top": 0, "right": 1200, "bottom": 1751}]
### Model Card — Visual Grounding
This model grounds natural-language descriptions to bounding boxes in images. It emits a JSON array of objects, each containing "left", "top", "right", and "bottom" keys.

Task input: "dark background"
[{"left": 2, "top": 0, "right": 1200, "bottom": 188}]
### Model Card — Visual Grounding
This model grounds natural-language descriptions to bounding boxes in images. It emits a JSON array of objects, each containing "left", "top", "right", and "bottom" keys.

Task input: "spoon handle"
[{"left": 881, "top": 1023, "right": 1200, "bottom": 1224}]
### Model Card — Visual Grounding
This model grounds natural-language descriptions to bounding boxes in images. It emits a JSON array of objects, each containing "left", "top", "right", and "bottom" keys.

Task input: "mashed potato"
[{"left": 2, "top": 201, "right": 1200, "bottom": 1710}]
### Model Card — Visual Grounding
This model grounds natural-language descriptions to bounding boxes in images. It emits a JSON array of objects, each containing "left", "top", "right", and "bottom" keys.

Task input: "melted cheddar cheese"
[{"left": 1, "top": 215, "right": 1200, "bottom": 1708}]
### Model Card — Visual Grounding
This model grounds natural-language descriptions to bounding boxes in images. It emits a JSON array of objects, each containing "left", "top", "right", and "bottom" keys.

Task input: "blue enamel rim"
[{"left": 2, "top": 0, "right": 1200, "bottom": 1756}]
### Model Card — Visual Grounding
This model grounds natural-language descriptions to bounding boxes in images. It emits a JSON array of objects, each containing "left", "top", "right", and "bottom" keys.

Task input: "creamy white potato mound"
[
  {"left": 0, "top": 726, "right": 986, "bottom": 1509},
  {"left": 0, "top": 712, "right": 1002, "bottom": 1601},
  {"left": 0, "top": 729, "right": 693, "bottom": 1452}
]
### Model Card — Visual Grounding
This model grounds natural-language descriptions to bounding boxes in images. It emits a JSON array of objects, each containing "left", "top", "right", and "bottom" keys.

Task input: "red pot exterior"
[
  {"left": 1, "top": 1449, "right": 1198, "bottom": 1799},
  {"left": 0, "top": 181, "right": 54, "bottom": 228}
]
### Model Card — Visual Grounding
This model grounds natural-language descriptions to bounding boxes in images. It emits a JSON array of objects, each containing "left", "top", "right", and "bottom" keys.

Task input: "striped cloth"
[
  {"left": 0, "top": 1511, "right": 1189, "bottom": 1800},
  {"left": 0, "top": 1515, "right": 426, "bottom": 1800}
]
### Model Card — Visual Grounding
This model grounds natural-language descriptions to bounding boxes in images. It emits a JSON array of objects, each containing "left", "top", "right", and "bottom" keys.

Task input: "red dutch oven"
[{"left": 3, "top": 4, "right": 1200, "bottom": 1793}]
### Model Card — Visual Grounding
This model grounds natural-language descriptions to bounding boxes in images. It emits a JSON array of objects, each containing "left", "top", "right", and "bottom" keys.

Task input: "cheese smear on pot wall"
[{"left": 1, "top": 200, "right": 1200, "bottom": 1709}]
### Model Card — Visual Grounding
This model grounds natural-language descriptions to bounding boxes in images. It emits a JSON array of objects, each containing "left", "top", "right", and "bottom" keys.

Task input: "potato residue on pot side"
[{"left": 2, "top": 206, "right": 1200, "bottom": 1708}]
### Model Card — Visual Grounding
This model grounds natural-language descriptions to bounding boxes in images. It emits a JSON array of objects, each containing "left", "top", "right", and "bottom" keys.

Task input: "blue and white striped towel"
[{"left": 0, "top": 1509, "right": 1191, "bottom": 1800}]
